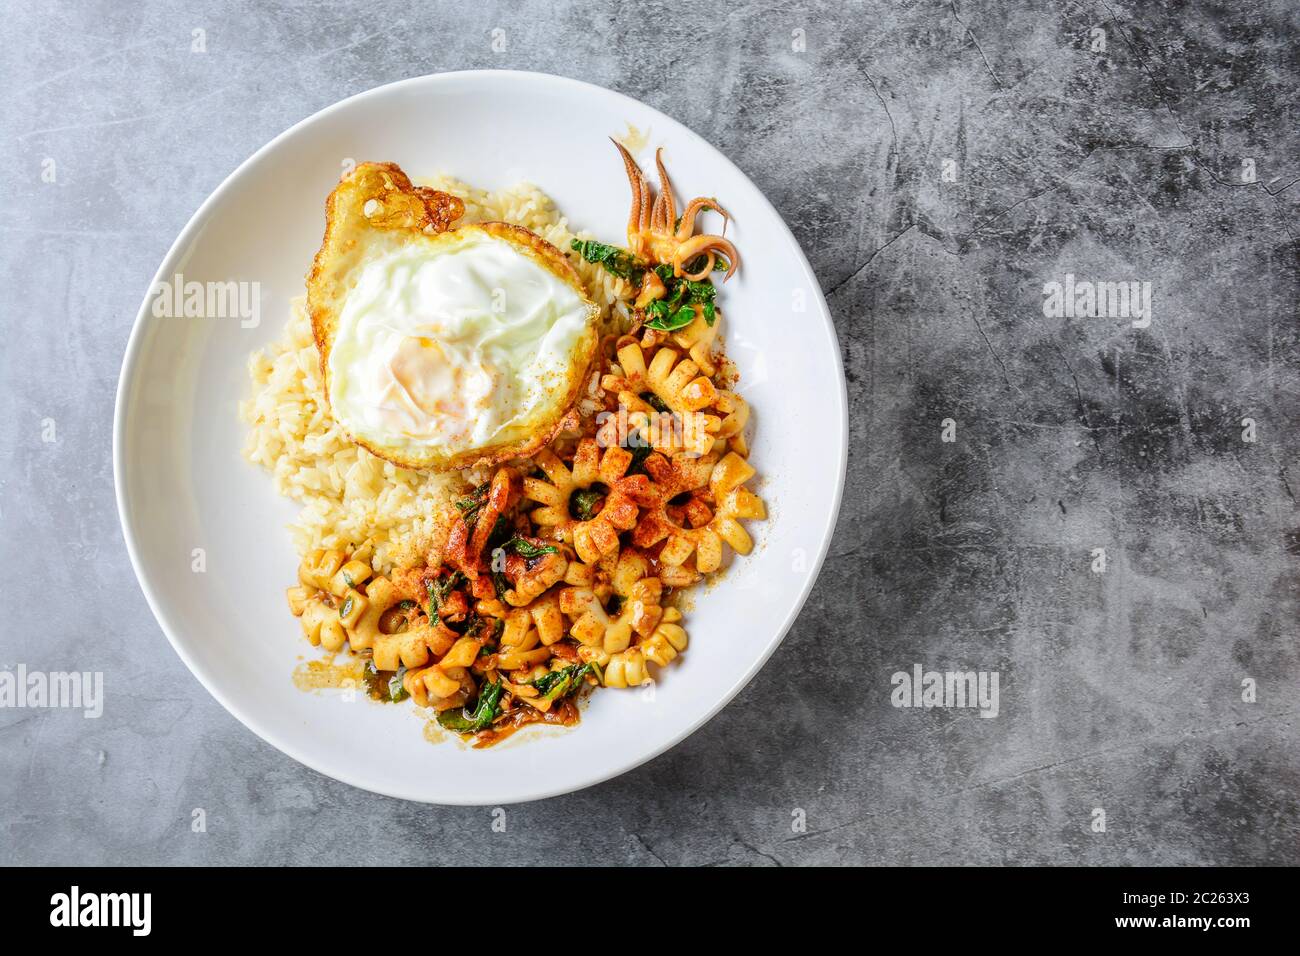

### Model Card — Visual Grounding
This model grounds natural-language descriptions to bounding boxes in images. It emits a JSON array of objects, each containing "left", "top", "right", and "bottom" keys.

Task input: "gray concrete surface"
[{"left": 2, "top": 0, "right": 1297, "bottom": 865}]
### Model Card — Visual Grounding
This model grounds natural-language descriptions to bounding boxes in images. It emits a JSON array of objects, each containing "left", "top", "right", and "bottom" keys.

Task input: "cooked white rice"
[{"left": 238, "top": 176, "right": 623, "bottom": 573}]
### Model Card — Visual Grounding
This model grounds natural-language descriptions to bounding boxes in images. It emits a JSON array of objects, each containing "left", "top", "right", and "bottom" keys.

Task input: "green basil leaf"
[
  {"left": 639, "top": 391, "right": 670, "bottom": 413},
  {"left": 486, "top": 515, "right": 512, "bottom": 553},
  {"left": 666, "top": 280, "right": 688, "bottom": 309},
  {"left": 425, "top": 571, "right": 463, "bottom": 625},
  {"left": 455, "top": 482, "right": 490, "bottom": 530},
  {"left": 570, "top": 488, "right": 605, "bottom": 521},
  {"left": 569, "top": 239, "right": 646, "bottom": 283},
  {"left": 388, "top": 665, "right": 408, "bottom": 702},
  {"left": 492, "top": 568, "right": 511, "bottom": 601},
  {"left": 437, "top": 680, "right": 504, "bottom": 733},
  {"left": 682, "top": 253, "right": 712, "bottom": 275},
  {"left": 646, "top": 306, "right": 695, "bottom": 332},
  {"left": 529, "top": 663, "right": 594, "bottom": 703},
  {"left": 685, "top": 279, "right": 716, "bottom": 303},
  {"left": 626, "top": 443, "right": 654, "bottom": 476},
  {"left": 360, "top": 659, "right": 386, "bottom": 700},
  {"left": 504, "top": 536, "right": 559, "bottom": 559}
]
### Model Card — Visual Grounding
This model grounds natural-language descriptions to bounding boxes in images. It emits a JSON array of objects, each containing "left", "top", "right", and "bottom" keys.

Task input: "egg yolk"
[{"left": 377, "top": 336, "right": 494, "bottom": 444}]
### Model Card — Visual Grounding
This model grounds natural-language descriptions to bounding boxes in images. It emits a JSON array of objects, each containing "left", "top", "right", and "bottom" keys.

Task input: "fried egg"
[{"left": 307, "top": 163, "right": 600, "bottom": 472}]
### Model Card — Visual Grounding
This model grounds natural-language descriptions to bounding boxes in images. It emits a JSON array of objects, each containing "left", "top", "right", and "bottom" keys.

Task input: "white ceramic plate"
[{"left": 115, "top": 71, "right": 846, "bottom": 804}]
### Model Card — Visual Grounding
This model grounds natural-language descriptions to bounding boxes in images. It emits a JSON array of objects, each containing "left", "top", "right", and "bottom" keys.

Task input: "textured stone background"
[{"left": 2, "top": 0, "right": 1296, "bottom": 865}]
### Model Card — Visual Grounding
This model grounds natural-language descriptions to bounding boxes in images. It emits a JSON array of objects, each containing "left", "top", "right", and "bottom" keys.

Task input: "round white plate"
[{"left": 115, "top": 71, "right": 846, "bottom": 804}]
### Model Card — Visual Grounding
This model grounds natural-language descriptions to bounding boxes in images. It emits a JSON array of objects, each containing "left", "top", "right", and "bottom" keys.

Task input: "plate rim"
[{"left": 113, "top": 69, "right": 848, "bottom": 804}]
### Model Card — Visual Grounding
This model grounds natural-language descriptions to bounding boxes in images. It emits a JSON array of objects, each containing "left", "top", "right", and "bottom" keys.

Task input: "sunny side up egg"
[
  {"left": 308, "top": 164, "right": 600, "bottom": 472},
  {"left": 329, "top": 226, "right": 595, "bottom": 462}
]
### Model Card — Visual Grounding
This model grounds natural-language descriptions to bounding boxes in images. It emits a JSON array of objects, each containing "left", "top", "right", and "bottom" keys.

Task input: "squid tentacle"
[
  {"left": 654, "top": 148, "right": 677, "bottom": 234},
  {"left": 611, "top": 138, "right": 651, "bottom": 253},
  {"left": 607, "top": 141, "right": 740, "bottom": 282},
  {"left": 675, "top": 197, "right": 730, "bottom": 242},
  {"left": 680, "top": 251, "right": 716, "bottom": 281},
  {"left": 672, "top": 234, "right": 741, "bottom": 281}
]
